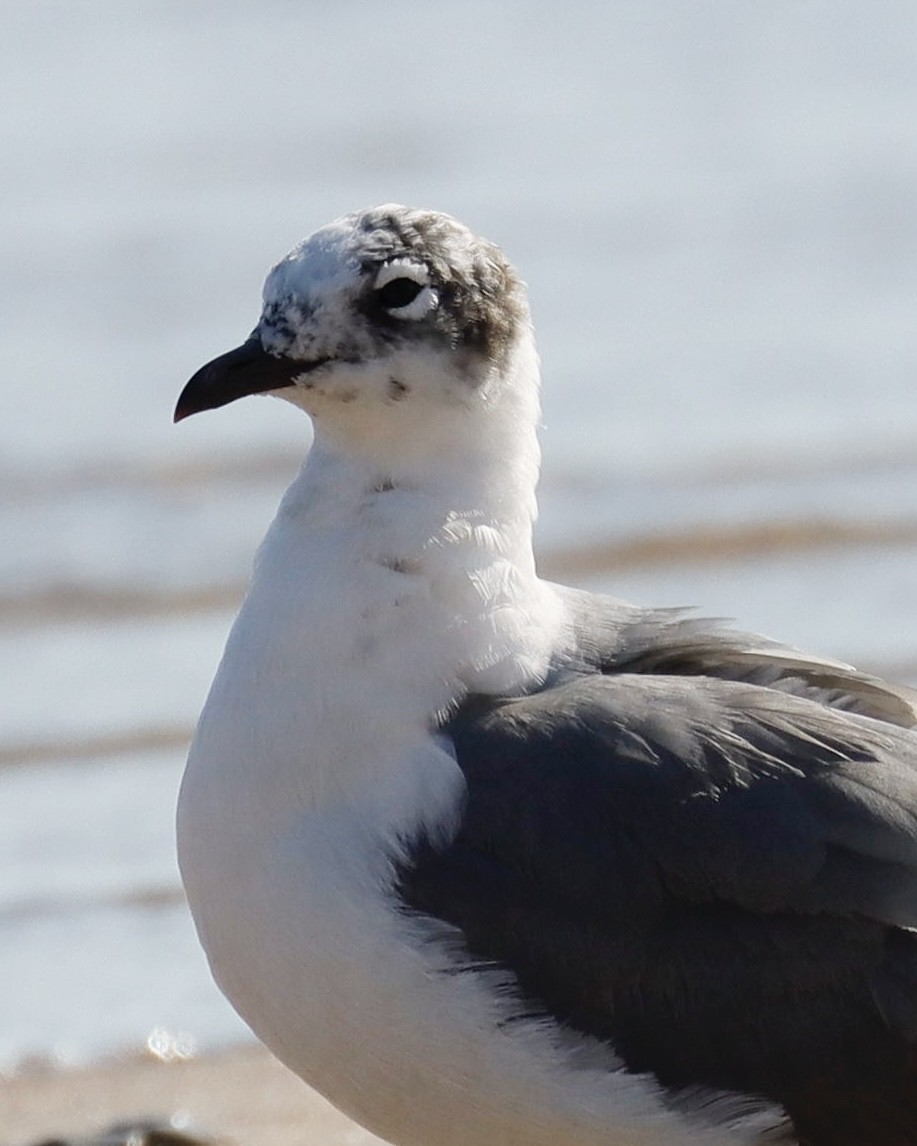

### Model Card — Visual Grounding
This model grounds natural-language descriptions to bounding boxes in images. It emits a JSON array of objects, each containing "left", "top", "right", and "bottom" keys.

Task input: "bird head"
[{"left": 175, "top": 205, "right": 533, "bottom": 457}]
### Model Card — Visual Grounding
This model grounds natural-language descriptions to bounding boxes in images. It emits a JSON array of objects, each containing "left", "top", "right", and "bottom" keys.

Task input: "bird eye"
[
  {"left": 376, "top": 278, "right": 425, "bottom": 310},
  {"left": 372, "top": 261, "right": 438, "bottom": 320}
]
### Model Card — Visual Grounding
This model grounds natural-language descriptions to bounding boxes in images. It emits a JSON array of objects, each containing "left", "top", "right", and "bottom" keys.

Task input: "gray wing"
[
  {"left": 446, "top": 672, "right": 917, "bottom": 931},
  {"left": 401, "top": 604, "right": 917, "bottom": 1144},
  {"left": 555, "top": 582, "right": 917, "bottom": 729}
]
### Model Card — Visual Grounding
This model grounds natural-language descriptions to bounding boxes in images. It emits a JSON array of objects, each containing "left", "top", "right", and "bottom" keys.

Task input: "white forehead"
[
  {"left": 262, "top": 215, "right": 362, "bottom": 307},
  {"left": 261, "top": 205, "right": 485, "bottom": 310}
]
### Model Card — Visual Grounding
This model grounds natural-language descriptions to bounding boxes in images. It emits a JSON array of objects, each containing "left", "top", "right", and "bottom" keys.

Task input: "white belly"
[
  {"left": 176, "top": 457, "right": 780, "bottom": 1146},
  {"left": 179, "top": 730, "right": 779, "bottom": 1146}
]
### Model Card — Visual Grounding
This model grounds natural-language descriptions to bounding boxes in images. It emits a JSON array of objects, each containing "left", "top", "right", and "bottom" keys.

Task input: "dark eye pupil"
[{"left": 377, "top": 277, "right": 424, "bottom": 309}]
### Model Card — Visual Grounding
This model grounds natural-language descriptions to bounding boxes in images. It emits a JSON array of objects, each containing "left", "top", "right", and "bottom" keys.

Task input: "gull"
[{"left": 175, "top": 205, "right": 917, "bottom": 1146}]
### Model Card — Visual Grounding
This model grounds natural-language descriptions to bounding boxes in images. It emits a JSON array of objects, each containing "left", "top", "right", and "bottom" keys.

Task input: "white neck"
[{"left": 184, "top": 330, "right": 563, "bottom": 832}]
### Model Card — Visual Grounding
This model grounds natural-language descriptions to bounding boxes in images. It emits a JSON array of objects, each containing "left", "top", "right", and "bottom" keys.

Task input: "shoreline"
[{"left": 0, "top": 1044, "right": 384, "bottom": 1146}]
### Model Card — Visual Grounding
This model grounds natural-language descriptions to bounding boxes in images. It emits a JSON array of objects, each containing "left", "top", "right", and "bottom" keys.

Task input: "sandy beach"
[{"left": 0, "top": 1045, "right": 384, "bottom": 1146}]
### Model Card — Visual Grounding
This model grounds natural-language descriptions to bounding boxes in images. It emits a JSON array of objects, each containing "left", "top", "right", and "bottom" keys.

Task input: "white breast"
[{"left": 177, "top": 443, "right": 778, "bottom": 1146}]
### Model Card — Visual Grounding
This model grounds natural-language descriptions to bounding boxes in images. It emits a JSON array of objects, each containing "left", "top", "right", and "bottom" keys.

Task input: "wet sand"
[{"left": 0, "top": 1045, "right": 384, "bottom": 1146}]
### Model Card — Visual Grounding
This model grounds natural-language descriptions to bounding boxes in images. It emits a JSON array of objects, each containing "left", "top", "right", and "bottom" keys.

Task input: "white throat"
[{"left": 181, "top": 328, "right": 562, "bottom": 835}]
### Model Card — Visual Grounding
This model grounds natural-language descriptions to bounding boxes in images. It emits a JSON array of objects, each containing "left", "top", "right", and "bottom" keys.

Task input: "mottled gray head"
[{"left": 175, "top": 205, "right": 530, "bottom": 424}]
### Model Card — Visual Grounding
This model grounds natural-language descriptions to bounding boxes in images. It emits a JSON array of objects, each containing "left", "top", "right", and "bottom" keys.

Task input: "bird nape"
[{"left": 175, "top": 204, "right": 917, "bottom": 1146}]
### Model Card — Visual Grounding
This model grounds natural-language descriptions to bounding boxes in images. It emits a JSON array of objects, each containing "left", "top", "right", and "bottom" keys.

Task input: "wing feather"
[{"left": 400, "top": 670, "right": 917, "bottom": 1142}]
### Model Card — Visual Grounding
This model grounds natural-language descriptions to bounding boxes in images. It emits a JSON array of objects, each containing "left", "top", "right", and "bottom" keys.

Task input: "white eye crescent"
[{"left": 374, "top": 260, "right": 439, "bottom": 320}]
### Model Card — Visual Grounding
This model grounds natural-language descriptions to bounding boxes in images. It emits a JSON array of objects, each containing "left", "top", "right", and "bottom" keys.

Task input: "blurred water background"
[{"left": 3, "top": 0, "right": 917, "bottom": 1071}]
